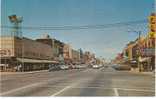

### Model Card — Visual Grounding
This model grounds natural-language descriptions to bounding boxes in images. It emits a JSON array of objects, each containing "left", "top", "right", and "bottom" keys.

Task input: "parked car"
[
  {"left": 68, "top": 64, "right": 74, "bottom": 69},
  {"left": 92, "top": 65, "right": 100, "bottom": 69},
  {"left": 75, "top": 64, "right": 87, "bottom": 69},
  {"left": 113, "top": 64, "right": 131, "bottom": 71},
  {"left": 59, "top": 65, "right": 69, "bottom": 70},
  {"left": 49, "top": 65, "right": 61, "bottom": 71}
]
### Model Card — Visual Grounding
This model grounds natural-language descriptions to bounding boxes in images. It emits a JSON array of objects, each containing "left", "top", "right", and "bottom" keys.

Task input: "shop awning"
[{"left": 16, "top": 58, "right": 58, "bottom": 64}]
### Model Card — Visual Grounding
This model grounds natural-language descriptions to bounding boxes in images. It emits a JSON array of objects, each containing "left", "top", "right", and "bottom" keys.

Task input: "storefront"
[{"left": 15, "top": 58, "right": 58, "bottom": 71}]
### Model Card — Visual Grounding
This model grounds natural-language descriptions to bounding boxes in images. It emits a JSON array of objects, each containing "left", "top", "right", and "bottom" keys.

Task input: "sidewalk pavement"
[
  {"left": 130, "top": 69, "right": 155, "bottom": 76},
  {"left": 0, "top": 70, "right": 48, "bottom": 75}
]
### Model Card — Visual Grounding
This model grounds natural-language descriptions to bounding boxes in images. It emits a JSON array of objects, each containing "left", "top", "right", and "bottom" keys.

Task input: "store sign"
[
  {"left": 142, "top": 48, "right": 155, "bottom": 56},
  {"left": 149, "top": 32, "right": 156, "bottom": 38},
  {"left": 0, "top": 49, "right": 12, "bottom": 57},
  {"left": 149, "top": 15, "right": 156, "bottom": 38}
]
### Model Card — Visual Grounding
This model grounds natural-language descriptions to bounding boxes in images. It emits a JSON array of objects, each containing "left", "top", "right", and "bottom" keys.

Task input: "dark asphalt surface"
[{"left": 0, "top": 66, "right": 155, "bottom": 96}]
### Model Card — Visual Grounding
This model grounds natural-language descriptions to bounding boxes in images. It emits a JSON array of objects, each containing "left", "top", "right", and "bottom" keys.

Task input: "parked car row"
[{"left": 48, "top": 64, "right": 88, "bottom": 72}]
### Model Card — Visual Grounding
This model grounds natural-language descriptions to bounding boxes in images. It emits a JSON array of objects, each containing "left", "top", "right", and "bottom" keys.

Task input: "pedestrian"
[{"left": 17, "top": 64, "right": 22, "bottom": 72}]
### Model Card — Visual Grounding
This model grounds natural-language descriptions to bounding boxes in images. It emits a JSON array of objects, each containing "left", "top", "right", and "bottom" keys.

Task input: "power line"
[{"left": 1, "top": 19, "right": 147, "bottom": 30}]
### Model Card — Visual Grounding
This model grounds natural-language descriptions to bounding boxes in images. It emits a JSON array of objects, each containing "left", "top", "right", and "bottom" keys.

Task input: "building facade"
[
  {"left": 0, "top": 36, "right": 55, "bottom": 72},
  {"left": 63, "top": 44, "right": 72, "bottom": 64},
  {"left": 71, "top": 49, "right": 80, "bottom": 64}
]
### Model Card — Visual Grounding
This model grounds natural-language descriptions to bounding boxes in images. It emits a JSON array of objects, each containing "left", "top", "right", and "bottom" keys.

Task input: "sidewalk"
[
  {"left": 130, "top": 68, "right": 155, "bottom": 76},
  {"left": 0, "top": 70, "right": 48, "bottom": 75}
]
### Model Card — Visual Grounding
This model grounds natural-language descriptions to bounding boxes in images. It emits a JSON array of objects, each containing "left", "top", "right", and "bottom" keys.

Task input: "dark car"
[
  {"left": 113, "top": 64, "right": 131, "bottom": 71},
  {"left": 49, "top": 65, "right": 61, "bottom": 71}
]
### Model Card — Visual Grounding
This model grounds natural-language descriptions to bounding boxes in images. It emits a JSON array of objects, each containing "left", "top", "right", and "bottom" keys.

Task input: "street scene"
[{"left": 0, "top": 0, "right": 156, "bottom": 97}]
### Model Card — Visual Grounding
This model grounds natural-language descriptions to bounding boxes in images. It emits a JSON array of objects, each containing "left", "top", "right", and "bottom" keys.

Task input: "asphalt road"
[{"left": 0, "top": 66, "right": 155, "bottom": 97}]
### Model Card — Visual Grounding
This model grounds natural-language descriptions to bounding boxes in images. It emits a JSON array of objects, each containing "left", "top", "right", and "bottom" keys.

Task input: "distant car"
[
  {"left": 59, "top": 65, "right": 69, "bottom": 70},
  {"left": 75, "top": 65, "right": 81, "bottom": 69},
  {"left": 88, "top": 64, "right": 93, "bottom": 68},
  {"left": 92, "top": 65, "right": 100, "bottom": 69}
]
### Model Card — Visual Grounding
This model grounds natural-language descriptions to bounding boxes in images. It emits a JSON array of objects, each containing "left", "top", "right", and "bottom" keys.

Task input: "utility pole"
[
  {"left": 128, "top": 30, "right": 142, "bottom": 72},
  {"left": 137, "top": 31, "right": 142, "bottom": 72}
]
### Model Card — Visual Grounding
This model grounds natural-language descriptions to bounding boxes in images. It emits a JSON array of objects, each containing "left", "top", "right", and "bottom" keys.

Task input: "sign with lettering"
[{"left": 0, "top": 49, "right": 13, "bottom": 57}]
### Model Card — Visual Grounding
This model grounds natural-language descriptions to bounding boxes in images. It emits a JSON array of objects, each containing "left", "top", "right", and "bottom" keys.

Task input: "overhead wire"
[{"left": 1, "top": 19, "right": 148, "bottom": 30}]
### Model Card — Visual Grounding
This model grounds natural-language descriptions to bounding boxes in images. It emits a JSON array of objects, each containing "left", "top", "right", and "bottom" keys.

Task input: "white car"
[
  {"left": 92, "top": 65, "right": 100, "bottom": 69},
  {"left": 59, "top": 65, "right": 69, "bottom": 70}
]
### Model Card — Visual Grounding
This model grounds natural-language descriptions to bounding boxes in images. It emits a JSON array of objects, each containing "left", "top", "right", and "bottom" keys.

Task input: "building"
[
  {"left": 63, "top": 44, "right": 72, "bottom": 64},
  {"left": 123, "top": 13, "right": 156, "bottom": 71},
  {"left": 113, "top": 53, "right": 125, "bottom": 64},
  {"left": 78, "top": 48, "right": 84, "bottom": 63},
  {"left": 36, "top": 34, "right": 64, "bottom": 61},
  {"left": 0, "top": 36, "right": 55, "bottom": 72},
  {"left": 124, "top": 41, "right": 137, "bottom": 61},
  {"left": 83, "top": 51, "right": 95, "bottom": 64},
  {"left": 71, "top": 49, "right": 80, "bottom": 64}
]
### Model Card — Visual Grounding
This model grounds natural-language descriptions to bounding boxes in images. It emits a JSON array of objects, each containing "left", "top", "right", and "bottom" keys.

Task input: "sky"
[{"left": 1, "top": 0, "right": 155, "bottom": 60}]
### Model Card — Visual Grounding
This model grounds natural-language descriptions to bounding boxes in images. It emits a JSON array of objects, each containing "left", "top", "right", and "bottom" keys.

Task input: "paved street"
[{"left": 0, "top": 66, "right": 155, "bottom": 97}]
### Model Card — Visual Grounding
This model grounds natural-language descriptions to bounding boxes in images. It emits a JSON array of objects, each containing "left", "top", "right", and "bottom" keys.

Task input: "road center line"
[{"left": 113, "top": 88, "right": 119, "bottom": 96}]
